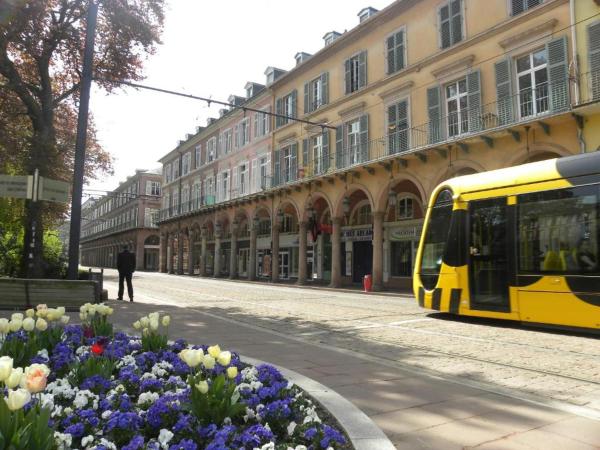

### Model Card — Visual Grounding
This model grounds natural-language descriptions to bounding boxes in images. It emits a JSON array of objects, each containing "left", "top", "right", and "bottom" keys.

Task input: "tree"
[{"left": 0, "top": 0, "right": 165, "bottom": 277}]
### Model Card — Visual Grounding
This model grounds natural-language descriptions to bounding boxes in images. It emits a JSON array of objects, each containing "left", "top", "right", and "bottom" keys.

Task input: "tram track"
[{"left": 119, "top": 276, "right": 600, "bottom": 390}]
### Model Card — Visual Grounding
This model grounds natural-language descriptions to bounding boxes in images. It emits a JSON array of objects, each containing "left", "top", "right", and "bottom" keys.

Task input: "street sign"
[
  {"left": 0, "top": 175, "right": 33, "bottom": 199},
  {"left": 38, "top": 176, "right": 70, "bottom": 203}
]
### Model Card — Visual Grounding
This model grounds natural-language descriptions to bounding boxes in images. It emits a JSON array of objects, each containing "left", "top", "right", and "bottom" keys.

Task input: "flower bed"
[{"left": 0, "top": 304, "right": 349, "bottom": 450}]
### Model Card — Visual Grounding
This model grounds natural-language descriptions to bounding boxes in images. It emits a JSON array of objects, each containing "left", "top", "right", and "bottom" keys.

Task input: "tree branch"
[{"left": 53, "top": 82, "right": 81, "bottom": 107}]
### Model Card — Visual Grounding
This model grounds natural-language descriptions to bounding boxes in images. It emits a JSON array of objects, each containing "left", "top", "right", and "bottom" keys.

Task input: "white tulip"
[
  {"left": 217, "top": 351, "right": 231, "bottom": 366},
  {"left": 195, "top": 380, "right": 209, "bottom": 394},
  {"left": 179, "top": 349, "right": 204, "bottom": 368},
  {"left": 5, "top": 368, "right": 23, "bottom": 389},
  {"left": 140, "top": 317, "right": 149, "bottom": 328},
  {"left": 60, "top": 315, "right": 70, "bottom": 325},
  {"left": 148, "top": 312, "right": 159, "bottom": 321},
  {"left": 22, "top": 317, "right": 35, "bottom": 332},
  {"left": 0, "top": 356, "right": 14, "bottom": 381},
  {"left": 35, "top": 318, "right": 48, "bottom": 331},
  {"left": 0, "top": 318, "right": 10, "bottom": 334},
  {"left": 5, "top": 388, "right": 31, "bottom": 411},
  {"left": 207, "top": 345, "right": 221, "bottom": 358},
  {"left": 56, "top": 307, "right": 66, "bottom": 317},
  {"left": 149, "top": 319, "right": 159, "bottom": 331},
  {"left": 161, "top": 315, "right": 171, "bottom": 327},
  {"left": 25, "top": 309, "right": 35, "bottom": 318},
  {"left": 8, "top": 319, "right": 22, "bottom": 332},
  {"left": 11, "top": 313, "right": 23, "bottom": 322},
  {"left": 226, "top": 366, "right": 238, "bottom": 379},
  {"left": 79, "top": 312, "right": 88, "bottom": 321},
  {"left": 132, "top": 321, "right": 141, "bottom": 330},
  {"left": 203, "top": 355, "right": 216, "bottom": 370}
]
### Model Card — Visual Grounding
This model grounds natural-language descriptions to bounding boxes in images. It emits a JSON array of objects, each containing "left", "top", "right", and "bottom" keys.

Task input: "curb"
[{"left": 242, "top": 355, "right": 396, "bottom": 450}]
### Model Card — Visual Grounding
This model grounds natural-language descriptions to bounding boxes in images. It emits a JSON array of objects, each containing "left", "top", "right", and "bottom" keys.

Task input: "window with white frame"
[
  {"left": 282, "top": 146, "right": 295, "bottom": 183},
  {"left": 511, "top": 0, "right": 542, "bottom": 16},
  {"left": 386, "top": 28, "right": 406, "bottom": 74},
  {"left": 207, "top": 137, "right": 217, "bottom": 162},
  {"left": 281, "top": 214, "right": 296, "bottom": 234},
  {"left": 396, "top": 196, "right": 414, "bottom": 220},
  {"left": 172, "top": 159, "right": 180, "bottom": 179},
  {"left": 276, "top": 91, "right": 297, "bottom": 127},
  {"left": 387, "top": 99, "right": 409, "bottom": 154},
  {"left": 352, "top": 203, "right": 372, "bottom": 226},
  {"left": 283, "top": 94, "right": 294, "bottom": 119},
  {"left": 259, "top": 155, "right": 270, "bottom": 190},
  {"left": 254, "top": 108, "right": 270, "bottom": 138},
  {"left": 218, "top": 170, "right": 230, "bottom": 202},
  {"left": 439, "top": 0, "right": 463, "bottom": 49},
  {"left": 345, "top": 52, "right": 367, "bottom": 94},
  {"left": 145, "top": 208, "right": 159, "bottom": 227},
  {"left": 181, "top": 186, "right": 189, "bottom": 212},
  {"left": 146, "top": 180, "right": 160, "bottom": 196},
  {"left": 221, "top": 130, "right": 233, "bottom": 154},
  {"left": 204, "top": 176, "right": 215, "bottom": 205},
  {"left": 195, "top": 145, "right": 202, "bottom": 168},
  {"left": 238, "top": 162, "right": 248, "bottom": 196},
  {"left": 165, "top": 163, "right": 172, "bottom": 183},
  {"left": 304, "top": 73, "right": 329, "bottom": 114},
  {"left": 239, "top": 119, "right": 250, "bottom": 147},
  {"left": 516, "top": 48, "right": 549, "bottom": 118},
  {"left": 182, "top": 152, "right": 191, "bottom": 176},
  {"left": 312, "top": 134, "right": 324, "bottom": 175},
  {"left": 172, "top": 191, "right": 179, "bottom": 211},
  {"left": 446, "top": 77, "right": 469, "bottom": 137},
  {"left": 192, "top": 181, "right": 201, "bottom": 209},
  {"left": 347, "top": 119, "right": 361, "bottom": 165}
]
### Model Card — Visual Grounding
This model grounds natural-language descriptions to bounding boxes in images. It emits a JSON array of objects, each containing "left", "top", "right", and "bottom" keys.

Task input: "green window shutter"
[
  {"left": 321, "top": 72, "right": 329, "bottom": 105},
  {"left": 275, "top": 98, "right": 283, "bottom": 128},
  {"left": 451, "top": 0, "right": 462, "bottom": 45},
  {"left": 322, "top": 130, "right": 330, "bottom": 172},
  {"left": 386, "top": 35, "right": 396, "bottom": 74},
  {"left": 344, "top": 59, "right": 352, "bottom": 94},
  {"left": 511, "top": 0, "right": 524, "bottom": 16},
  {"left": 336, "top": 125, "right": 344, "bottom": 169},
  {"left": 273, "top": 149, "right": 281, "bottom": 186},
  {"left": 359, "top": 114, "right": 369, "bottom": 163},
  {"left": 588, "top": 22, "right": 600, "bottom": 100},
  {"left": 396, "top": 31, "right": 405, "bottom": 71},
  {"left": 467, "top": 69, "right": 482, "bottom": 133},
  {"left": 495, "top": 58, "right": 513, "bottom": 126},
  {"left": 291, "top": 89, "right": 298, "bottom": 118},
  {"left": 389, "top": 100, "right": 408, "bottom": 154},
  {"left": 304, "top": 82, "right": 310, "bottom": 114},
  {"left": 302, "top": 138, "right": 309, "bottom": 169},
  {"left": 546, "top": 36, "right": 569, "bottom": 112},
  {"left": 358, "top": 51, "right": 367, "bottom": 89},
  {"left": 387, "top": 104, "right": 397, "bottom": 154},
  {"left": 427, "top": 85, "right": 443, "bottom": 144},
  {"left": 290, "top": 143, "right": 298, "bottom": 182},
  {"left": 439, "top": 5, "right": 451, "bottom": 49}
]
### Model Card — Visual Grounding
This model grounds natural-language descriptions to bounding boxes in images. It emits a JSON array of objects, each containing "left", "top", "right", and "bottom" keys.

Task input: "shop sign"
[
  {"left": 389, "top": 225, "right": 422, "bottom": 241},
  {"left": 341, "top": 227, "right": 373, "bottom": 242}
]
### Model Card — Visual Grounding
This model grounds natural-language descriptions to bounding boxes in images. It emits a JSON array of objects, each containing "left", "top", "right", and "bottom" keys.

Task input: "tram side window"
[{"left": 517, "top": 184, "right": 599, "bottom": 275}]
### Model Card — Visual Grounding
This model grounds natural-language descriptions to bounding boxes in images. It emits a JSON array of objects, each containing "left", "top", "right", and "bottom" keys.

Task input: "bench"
[{"left": 0, "top": 278, "right": 100, "bottom": 311}]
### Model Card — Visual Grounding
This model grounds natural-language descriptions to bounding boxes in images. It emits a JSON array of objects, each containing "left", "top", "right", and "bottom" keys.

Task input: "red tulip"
[{"left": 91, "top": 343, "right": 104, "bottom": 355}]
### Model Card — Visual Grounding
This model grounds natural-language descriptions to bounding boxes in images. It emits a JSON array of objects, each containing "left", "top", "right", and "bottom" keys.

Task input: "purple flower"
[
  {"left": 168, "top": 439, "right": 198, "bottom": 450},
  {"left": 65, "top": 422, "right": 85, "bottom": 438},
  {"left": 122, "top": 435, "right": 145, "bottom": 450},
  {"left": 105, "top": 411, "right": 143, "bottom": 432}
]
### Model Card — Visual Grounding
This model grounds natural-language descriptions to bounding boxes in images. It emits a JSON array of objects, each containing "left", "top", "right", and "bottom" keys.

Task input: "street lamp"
[
  {"left": 342, "top": 196, "right": 351, "bottom": 217},
  {"left": 388, "top": 189, "right": 397, "bottom": 208}
]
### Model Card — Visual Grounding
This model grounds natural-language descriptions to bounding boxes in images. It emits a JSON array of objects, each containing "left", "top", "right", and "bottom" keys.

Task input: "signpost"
[
  {"left": 0, "top": 175, "right": 33, "bottom": 200},
  {"left": 0, "top": 173, "right": 69, "bottom": 204},
  {"left": 38, "top": 176, "right": 70, "bottom": 203}
]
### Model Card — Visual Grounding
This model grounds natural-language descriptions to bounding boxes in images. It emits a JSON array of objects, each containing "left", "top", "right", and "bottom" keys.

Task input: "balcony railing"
[
  {"left": 158, "top": 74, "right": 581, "bottom": 223},
  {"left": 576, "top": 70, "right": 600, "bottom": 106}
]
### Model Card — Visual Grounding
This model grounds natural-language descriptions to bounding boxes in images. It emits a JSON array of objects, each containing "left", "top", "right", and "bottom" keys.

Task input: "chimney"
[{"left": 358, "top": 7, "right": 378, "bottom": 23}]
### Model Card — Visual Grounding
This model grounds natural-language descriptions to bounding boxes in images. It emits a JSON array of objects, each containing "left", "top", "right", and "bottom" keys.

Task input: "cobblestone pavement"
[{"left": 102, "top": 269, "right": 600, "bottom": 418}]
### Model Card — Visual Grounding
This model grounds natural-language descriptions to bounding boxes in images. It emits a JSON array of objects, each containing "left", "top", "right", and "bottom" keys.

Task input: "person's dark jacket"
[{"left": 117, "top": 250, "right": 136, "bottom": 274}]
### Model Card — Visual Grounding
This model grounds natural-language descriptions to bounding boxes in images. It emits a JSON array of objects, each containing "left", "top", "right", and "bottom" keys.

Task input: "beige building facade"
[{"left": 158, "top": 0, "right": 599, "bottom": 291}]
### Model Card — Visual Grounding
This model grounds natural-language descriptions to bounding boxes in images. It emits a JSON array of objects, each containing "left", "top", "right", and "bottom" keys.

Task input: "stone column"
[
  {"left": 297, "top": 221, "right": 308, "bottom": 285},
  {"left": 167, "top": 236, "right": 174, "bottom": 274},
  {"left": 329, "top": 217, "right": 342, "bottom": 288},
  {"left": 271, "top": 220, "right": 280, "bottom": 283},
  {"left": 159, "top": 233, "right": 168, "bottom": 273},
  {"left": 213, "top": 234, "right": 221, "bottom": 278},
  {"left": 199, "top": 229, "right": 207, "bottom": 277},
  {"left": 177, "top": 232, "right": 185, "bottom": 275},
  {"left": 248, "top": 223, "right": 257, "bottom": 281},
  {"left": 188, "top": 231, "right": 196, "bottom": 276},
  {"left": 135, "top": 234, "right": 145, "bottom": 271},
  {"left": 372, "top": 211, "right": 385, "bottom": 292},
  {"left": 229, "top": 230, "right": 238, "bottom": 279}
]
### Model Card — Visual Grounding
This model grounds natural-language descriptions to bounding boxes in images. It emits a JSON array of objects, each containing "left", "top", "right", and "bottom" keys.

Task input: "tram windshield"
[{"left": 419, "top": 189, "right": 453, "bottom": 290}]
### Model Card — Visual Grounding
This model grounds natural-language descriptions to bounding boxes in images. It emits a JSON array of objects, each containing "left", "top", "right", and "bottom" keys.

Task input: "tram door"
[{"left": 468, "top": 198, "right": 510, "bottom": 311}]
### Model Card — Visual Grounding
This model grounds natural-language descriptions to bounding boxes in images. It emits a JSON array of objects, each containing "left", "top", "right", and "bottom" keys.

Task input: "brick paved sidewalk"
[{"left": 109, "top": 301, "right": 600, "bottom": 450}]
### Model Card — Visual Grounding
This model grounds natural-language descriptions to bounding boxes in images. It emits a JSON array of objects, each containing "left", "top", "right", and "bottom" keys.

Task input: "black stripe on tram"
[
  {"left": 449, "top": 288, "right": 461, "bottom": 314},
  {"left": 431, "top": 288, "right": 442, "bottom": 311},
  {"left": 418, "top": 287, "right": 425, "bottom": 307}
]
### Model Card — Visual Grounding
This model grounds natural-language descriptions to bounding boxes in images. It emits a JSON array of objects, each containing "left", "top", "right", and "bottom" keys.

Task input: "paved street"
[{"left": 102, "top": 269, "right": 600, "bottom": 448}]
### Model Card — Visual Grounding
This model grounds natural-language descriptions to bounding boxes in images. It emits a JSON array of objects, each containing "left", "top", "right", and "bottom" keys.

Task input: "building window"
[
  {"left": 305, "top": 73, "right": 328, "bottom": 114},
  {"left": 352, "top": 203, "right": 372, "bottom": 226},
  {"left": 282, "top": 146, "right": 296, "bottom": 183},
  {"left": 511, "top": 0, "right": 542, "bottom": 16},
  {"left": 396, "top": 197, "right": 414, "bottom": 221},
  {"left": 336, "top": 115, "right": 369, "bottom": 169},
  {"left": 446, "top": 78, "right": 469, "bottom": 137},
  {"left": 258, "top": 219, "right": 271, "bottom": 236},
  {"left": 439, "top": 0, "right": 463, "bottom": 49},
  {"left": 259, "top": 155, "right": 270, "bottom": 190},
  {"left": 391, "top": 241, "right": 413, "bottom": 277},
  {"left": 146, "top": 181, "right": 160, "bottom": 196},
  {"left": 345, "top": 51, "right": 367, "bottom": 94},
  {"left": 254, "top": 108, "right": 270, "bottom": 138},
  {"left": 312, "top": 134, "right": 324, "bottom": 175},
  {"left": 387, "top": 99, "right": 409, "bottom": 154},
  {"left": 165, "top": 163, "right": 172, "bottom": 183},
  {"left": 221, "top": 129, "right": 233, "bottom": 155},
  {"left": 239, "top": 119, "right": 250, "bottom": 147},
  {"left": 207, "top": 137, "right": 217, "bottom": 162},
  {"left": 182, "top": 152, "right": 191, "bottom": 176},
  {"left": 347, "top": 119, "right": 361, "bottom": 165},
  {"left": 281, "top": 214, "right": 296, "bottom": 234},
  {"left": 172, "top": 159, "right": 180, "bottom": 179},
  {"left": 276, "top": 91, "right": 297, "bottom": 127},
  {"left": 386, "top": 28, "right": 405, "bottom": 74},
  {"left": 192, "top": 182, "right": 201, "bottom": 208},
  {"left": 516, "top": 49, "right": 549, "bottom": 118},
  {"left": 181, "top": 186, "right": 189, "bottom": 212},
  {"left": 239, "top": 163, "right": 248, "bottom": 196},
  {"left": 145, "top": 208, "right": 159, "bottom": 228},
  {"left": 195, "top": 145, "right": 202, "bottom": 168},
  {"left": 218, "top": 170, "right": 230, "bottom": 202}
]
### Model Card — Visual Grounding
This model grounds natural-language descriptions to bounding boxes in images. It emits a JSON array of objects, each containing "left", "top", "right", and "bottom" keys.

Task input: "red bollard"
[{"left": 363, "top": 274, "right": 372, "bottom": 293}]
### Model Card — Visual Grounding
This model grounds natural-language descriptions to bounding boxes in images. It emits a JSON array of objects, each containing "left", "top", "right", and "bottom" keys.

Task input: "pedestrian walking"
[{"left": 117, "top": 245, "right": 136, "bottom": 302}]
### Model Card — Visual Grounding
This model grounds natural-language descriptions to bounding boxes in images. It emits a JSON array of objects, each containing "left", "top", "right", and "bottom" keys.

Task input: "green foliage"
[
  {"left": 141, "top": 331, "right": 167, "bottom": 353},
  {"left": 0, "top": 333, "right": 39, "bottom": 368},
  {"left": 91, "top": 316, "right": 113, "bottom": 339},
  {"left": 187, "top": 373, "right": 246, "bottom": 426},
  {"left": 68, "top": 355, "right": 115, "bottom": 388},
  {"left": 0, "top": 400, "right": 55, "bottom": 450},
  {"left": 42, "top": 231, "right": 67, "bottom": 279}
]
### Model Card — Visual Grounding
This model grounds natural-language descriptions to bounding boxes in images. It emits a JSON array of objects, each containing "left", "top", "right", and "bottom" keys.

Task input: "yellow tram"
[{"left": 413, "top": 151, "right": 600, "bottom": 331}]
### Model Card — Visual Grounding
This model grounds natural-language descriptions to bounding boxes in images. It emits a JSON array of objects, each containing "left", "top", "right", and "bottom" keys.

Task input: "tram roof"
[{"left": 443, "top": 151, "right": 600, "bottom": 196}]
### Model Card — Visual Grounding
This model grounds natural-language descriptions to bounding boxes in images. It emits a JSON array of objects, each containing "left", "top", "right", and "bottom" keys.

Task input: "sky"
[{"left": 87, "top": 0, "right": 393, "bottom": 195}]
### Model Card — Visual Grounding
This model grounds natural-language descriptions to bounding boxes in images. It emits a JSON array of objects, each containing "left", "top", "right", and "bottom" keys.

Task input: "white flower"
[
  {"left": 179, "top": 349, "right": 204, "bottom": 368},
  {"left": 35, "top": 318, "right": 48, "bottom": 331},
  {"left": 0, "top": 318, "right": 9, "bottom": 334},
  {"left": 195, "top": 380, "right": 209, "bottom": 394},
  {"left": 60, "top": 315, "right": 70, "bottom": 325},
  {"left": 82, "top": 435, "right": 94, "bottom": 447},
  {"left": 79, "top": 311, "right": 88, "bottom": 321},
  {"left": 161, "top": 315, "right": 170, "bottom": 327},
  {"left": 9, "top": 319, "right": 22, "bottom": 332},
  {"left": 101, "top": 410, "right": 112, "bottom": 419},
  {"left": 54, "top": 431, "right": 72, "bottom": 450},
  {"left": 37, "top": 349, "right": 49, "bottom": 360},
  {"left": 149, "top": 318, "right": 159, "bottom": 331},
  {"left": 217, "top": 351, "right": 231, "bottom": 366},
  {"left": 0, "top": 356, "right": 13, "bottom": 381},
  {"left": 132, "top": 321, "right": 141, "bottom": 330},
  {"left": 202, "top": 355, "right": 215, "bottom": 370},
  {"left": 5, "top": 388, "right": 31, "bottom": 411},
  {"left": 158, "top": 429, "right": 174, "bottom": 448},
  {"left": 5, "top": 367, "right": 24, "bottom": 389},
  {"left": 97, "top": 438, "right": 117, "bottom": 450},
  {"left": 287, "top": 421, "right": 297, "bottom": 436},
  {"left": 137, "top": 392, "right": 160, "bottom": 406},
  {"left": 148, "top": 312, "right": 160, "bottom": 321},
  {"left": 140, "top": 317, "right": 149, "bottom": 328},
  {"left": 11, "top": 313, "right": 24, "bottom": 322},
  {"left": 22, "top": 317, "right": 35, "bottom": 331},
  {"left": 226, "top": 366, "right": 238, "bottom": 379},
  {"left": 207, "top": 345, "right": 221, "bottom": 358}
]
